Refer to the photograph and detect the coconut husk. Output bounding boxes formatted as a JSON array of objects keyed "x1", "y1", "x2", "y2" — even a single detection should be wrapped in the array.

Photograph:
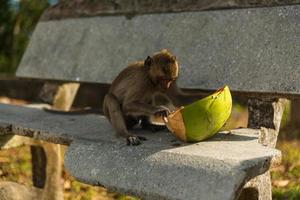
[
  {"x1": 164, "y1": 108, "x2": 186, "y2": 141},
  {"x1": 150, "y1": 107, "x2": 186, "y2": 141}
]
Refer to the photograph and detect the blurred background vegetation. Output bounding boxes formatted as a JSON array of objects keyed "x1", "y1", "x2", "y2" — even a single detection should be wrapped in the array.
[
  {"x1": 0, "y1": 0, "x2": 49, "y2": 74},
  {"x1": 0, "y1": 0, "x2": 299, "y2": 199}
]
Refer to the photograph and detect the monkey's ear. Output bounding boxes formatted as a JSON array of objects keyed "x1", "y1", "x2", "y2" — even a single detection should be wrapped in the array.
[
  {"x1": 173, "y1": 56, "x2": 177, "y2": 60},
  {"x1": 144, "y1": 56, "x2": 152, "y2": 67}
]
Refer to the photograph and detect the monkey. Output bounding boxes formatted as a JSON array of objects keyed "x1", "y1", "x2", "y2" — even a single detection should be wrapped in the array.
[{"x1": 103, "y1": 49, "x2": 206, "y2": 146}]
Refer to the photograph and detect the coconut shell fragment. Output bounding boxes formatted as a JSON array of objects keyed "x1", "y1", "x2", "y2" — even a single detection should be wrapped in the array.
[{"x1": 165, "y1": 86, "x2": 232, "y2": 142}]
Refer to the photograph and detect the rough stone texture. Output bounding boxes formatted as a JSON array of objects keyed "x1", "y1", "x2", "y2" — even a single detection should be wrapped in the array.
[
  {"x1": 0, "y1": 103, "x2": 281, "y2": 200},
  {"x1": 65, "y1": 129, "x2": 278, "y2": 200},
  {"x1": 242, "y1": 172, "x2": 272, "y2": 200},
  {"x1": 243, "y1": 98, "x2": 285, "y2": 200},
  {"x1": 52, "y1": 83, "x2": 80, "y2": 111},
  {"x1": 248, "y1": 98, "x2": 285, "y2": 148},
  {"x1": 0, "y1": 135, "x2": 31, "y2": 149},
  {"x1": 41, "y1": 142, "x2": 63, "y2": 200},
  {"x1": 17, "y1": 5, "x2": 300, "y2": 96},
  {"x1": 42, "y1": 0, "x2": 300, "y2": 20}
]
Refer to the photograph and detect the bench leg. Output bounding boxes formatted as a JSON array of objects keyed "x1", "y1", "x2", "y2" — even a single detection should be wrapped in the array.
[
  {"x1": 31, "y1": 143, "x2": 63, "y2": 200},
  {"x1": 239, "y1": 171, "x2": 271, "y2": 200},
  {"x1": 30, "y1": 82, "x2": 80, "y2": 200},
  {"x1": 52, "y1": 83, "x2": 80, "y2": 111},
  {"x1": 239, "y1": 98, "x2": 285, "y2": 200},
  {"x1": 43, "y1": 143, "x2": 63, "y2": 200},
  {"x1": 38, "y1": 82, "x2": 80, "y2": 111},
  {"x1": 31, "y1": 145, "x2": 47, "y2": 188}
]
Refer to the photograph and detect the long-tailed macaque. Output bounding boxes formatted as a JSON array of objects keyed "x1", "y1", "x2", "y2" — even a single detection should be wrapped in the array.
[{"x1": 103, "y1": 49, "x2": 205, "y2": 145}]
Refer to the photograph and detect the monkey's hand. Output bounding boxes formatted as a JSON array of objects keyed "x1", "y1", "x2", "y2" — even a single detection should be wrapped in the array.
[
  {"x1": 154, "y1": 106, "x2": 171, "y2": 118},
  {"x1": 126, "y1": 135, "x2": 147, "y2": 146}
]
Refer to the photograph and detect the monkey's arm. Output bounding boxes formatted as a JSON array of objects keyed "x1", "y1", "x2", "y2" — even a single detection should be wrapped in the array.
[
  {"x1": 168, "y1": 82, "x2": 207, "y2": 106},
  {"x1": 103, "y1": 93, "x2": 146, "y2": 145},
  {"x1": 123, "y1": 101, "x2": 168, "y2": 117}
]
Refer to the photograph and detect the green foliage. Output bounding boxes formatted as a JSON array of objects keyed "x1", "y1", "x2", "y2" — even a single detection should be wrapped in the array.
[
  {"x1": 273, "y1": 187, "x2": 300, "y2": 200},
  {"x1": 0, "y1": 0, "x2": 49, "y2": 74},
  {"x1": 281, "y1": 100, "x2": 291, "y2": 128},
  {"x1": 0, "y1": 0, "x2": 15, "y2": 73},
  {"x1": 272, "y1": 141, "x2": 300, "y2": 200},
  {"x1": 0, "y1": 146, "x2": 32, "y2": 185}
]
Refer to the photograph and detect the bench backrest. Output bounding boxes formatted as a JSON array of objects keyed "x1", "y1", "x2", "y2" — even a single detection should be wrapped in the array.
[{"x1": 17, "y1": 5, "x2": 300, "y2": 96}]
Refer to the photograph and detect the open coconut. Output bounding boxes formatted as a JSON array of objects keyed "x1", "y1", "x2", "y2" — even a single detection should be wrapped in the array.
[{"x1": 152, "y1": 86, "x2": 232, "y2": 142}]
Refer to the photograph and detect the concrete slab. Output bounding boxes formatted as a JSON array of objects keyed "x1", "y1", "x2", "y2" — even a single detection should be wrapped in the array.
[
  {"x1": 0, "y1": 103, "x2": 280, "y2": 200},
  {"x1": 65, "y1": 130, "x2": 280, "y2": 200},
  {"x1": 41, "y1": 0, "x2": 300, "y2": 20},
  {"x1": 17, "y1": 5, "x2": 300, "y2": 95}
]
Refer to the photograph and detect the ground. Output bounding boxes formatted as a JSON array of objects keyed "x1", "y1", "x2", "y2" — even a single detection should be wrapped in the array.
[{"x1": 272, "y1": 140, "x2": 300, "y2": 200}]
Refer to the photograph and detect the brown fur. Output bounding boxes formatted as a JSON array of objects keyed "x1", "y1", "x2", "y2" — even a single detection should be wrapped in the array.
[{"x1": 103, "y1": 49, "x2": 205, "y2": 145}]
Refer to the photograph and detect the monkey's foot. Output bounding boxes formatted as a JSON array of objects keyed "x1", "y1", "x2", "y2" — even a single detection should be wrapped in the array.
[{"x1": 126, "y1": 135, "x2": 147, "y2": 146}]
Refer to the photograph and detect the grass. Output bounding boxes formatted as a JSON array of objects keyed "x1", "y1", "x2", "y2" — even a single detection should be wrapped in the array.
[
  {"x1": 0, "y1": 146, "x2": 32, "y2": 185},
  {"x1": 272, "y1": 140, "x2": 300, "y2": 200},
  {"x1": 271, "y1": 101, "x2": 300, "y2": 200}
]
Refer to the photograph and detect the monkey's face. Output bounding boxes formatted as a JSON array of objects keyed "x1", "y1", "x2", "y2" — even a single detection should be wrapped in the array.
[
  {"x1": 151, "y1": 61, "x2": 178, "y2": 92},
  {"x1": 145, "y1": 50, "x2": 179, "y2": 92}
]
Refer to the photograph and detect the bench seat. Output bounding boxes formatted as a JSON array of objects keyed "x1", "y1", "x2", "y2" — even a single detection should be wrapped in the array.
[{"x1": 0, "y1": 103, "x2": 280, "y2": 200}]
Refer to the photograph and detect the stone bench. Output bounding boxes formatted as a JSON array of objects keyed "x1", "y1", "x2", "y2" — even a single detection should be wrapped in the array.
[
  {"x1": 0, "y1": 103, "x2": 281, "y2": 200},
  {"x1": 1, "y1": 2, "x2": 299, "y2": 200}
]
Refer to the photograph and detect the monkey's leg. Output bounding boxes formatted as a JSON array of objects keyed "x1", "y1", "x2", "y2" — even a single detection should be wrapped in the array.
[{"x1": 103, "y1": 93, "x2": 146, "y2": 145}]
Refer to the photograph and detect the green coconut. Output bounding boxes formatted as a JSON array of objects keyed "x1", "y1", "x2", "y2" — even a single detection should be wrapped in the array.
[{"x1": 165, "y1": 86, "x2": 232, "y2": 142}]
